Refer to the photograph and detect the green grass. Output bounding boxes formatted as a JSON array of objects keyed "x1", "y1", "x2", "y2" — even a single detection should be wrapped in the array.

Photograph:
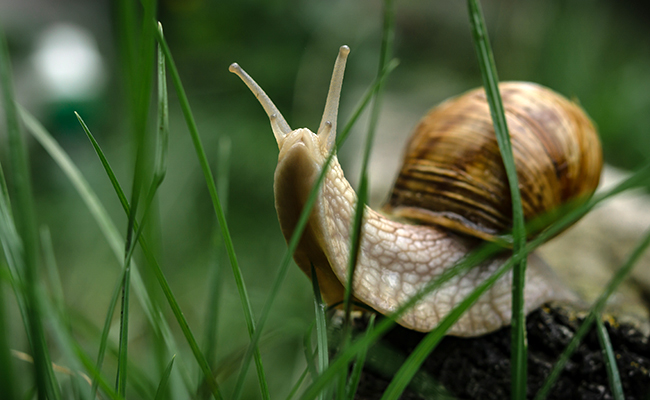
[
  {"x1": 339, "y1": 1, "x2": 395, "y2": 398},
  {"x1": 0, "y1": 23, "x2": 60, "y2": 400},
  {"x1": 595, "y1": 319, "x2": 625, "y2": 400},
  {"x1": 310, "y1": 265, "x2": 331, "y2": 400},
  {"x1": 155, "y1": 23, "x2": 264, "y2": 400},
  {"x1": 0, "y1": 1, "x2": 649, "y2": 399},
  {"x1": 466, "y1": 0, "x2": 528, "y2": 397}
]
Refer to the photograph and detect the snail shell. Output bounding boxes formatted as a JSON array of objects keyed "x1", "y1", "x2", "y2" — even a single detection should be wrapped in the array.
[
  {"x1": 385, "y1": 82, "x2": 602, "y2": 241},
  {"x1": 230, "y1": 46, "x2": 602, "y2": 336}
]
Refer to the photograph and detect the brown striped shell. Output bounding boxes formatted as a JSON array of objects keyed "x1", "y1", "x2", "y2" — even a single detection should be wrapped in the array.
[{"x1": 383, "y1": 82, "x2": 603, "y2": 242}]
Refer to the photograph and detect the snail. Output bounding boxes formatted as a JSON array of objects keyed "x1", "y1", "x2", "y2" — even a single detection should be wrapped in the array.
[{"x1": 229, "y1": 45, "x2": 603, "y2": 336}]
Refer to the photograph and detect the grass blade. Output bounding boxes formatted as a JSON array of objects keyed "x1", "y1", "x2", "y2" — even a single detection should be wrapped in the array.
[
  {"x1": 75, "y1": 112, "x2": 129, "y2": 208},
  {"x1": 155, "y1": 22, "x2": 170, "y2": 185},
  {"x1": 466, "y1": 1, "x2": 528, "y2": 398},
  {"x1": 199, "y1": 136, "x2": 231, "y2": 398},
  {"x1": 92, "y1": 268, "x2": 126, "y2": 397},
  {"x1": 0, "y1": 226, "x2": 15, "y2": 400},
  {"x1": 467, "y1": 0, "x2": 529, "y2": 395},
  {"x1": 231, "y1": 56, "x2": 399, "y2": 400},
  {"x1": 42, "y1": 293, "x2": 125, "y2": 400},
  {"x1": 115, "y1": 1, "x2": 159, "y2": 393},
  {"x1": 0, "y1": 278, "x2": 15, "y2": 400},
  {"x1": 340, "y1": 1, "x2": 394, "y2": 395},
  {"x1": 337, "y1": 174, "x2": 367, "y2": 400},
  {"x1": 40, "y1": 227, "x2": 97, "y2": 399},
  {"x1": 311, "y1": 264, "x2": 331, "y2": 400},
  {"x1": 595, "y1": 318, "x2": 624, "y2": 400},
  {"x1": 534, "y1": 226, "x2": 650, "y2": 400},
  {"x1": 40, "y1": 228, "x2": 65, "y2": 316},
  {"x1": 302, "y1": 322, "x2": 318, "y2": 382},
  {"x1": 153, "y1": 23, "x2": 268, "y2": 400},
  {"x1": 40, "y1": 291, "x2": 92, "y2": 400},
  {"x1": 285, "y1": 366, "x2": 310, "y2": 400},
  {"x1": 0, "y1": 25, "x2": 60, "y2": 400},
  {"x1": 345, "y1": 314, "x2": 375, "y2": 400},
  {"x1": 0, "y1": 172, "x2": 31, "y2": 340},
  {"x1": 154, "y1": 355, "x2": 176, "y2": 400},
  {"x1": 344, "y1": 0, "x2": 395, "y2": 323},
  {"x1": 115, "y1": 257, "x2": 132, "y2": 396}
]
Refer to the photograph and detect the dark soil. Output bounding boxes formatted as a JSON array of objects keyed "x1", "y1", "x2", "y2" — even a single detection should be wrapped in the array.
[{"x1": 340, "y1": 305, "x2": 650, "y2": 400}]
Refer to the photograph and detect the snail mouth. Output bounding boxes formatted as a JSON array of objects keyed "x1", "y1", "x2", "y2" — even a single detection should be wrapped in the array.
[{"x1": 278, "y1": 128, "x2": 324, "y2": 164}]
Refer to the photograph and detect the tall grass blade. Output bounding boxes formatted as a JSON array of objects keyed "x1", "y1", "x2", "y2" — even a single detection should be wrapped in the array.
[
  {"x1": 75, "y1": 112, "x2": 129, "y2": 210},
  {"x1": 155, "y1": 22, "x2": 170, "y2": 185},
  {"x1": 534, "y1": 226, "x2": 650, "y2": 400},
  {"x1": 40, "y1": 228, "x2": 65, "y2": 315},
  {"x1": 0, "y1": 172, "x2": 31, "y2": 340},
  {"x1": 231, "y1": 56, "x2": 399, "y2": 400},
  {"x1": 302, "y1": 322, "x2": 318, "y2": 382},
  {"x1": 47, "y1": 310, "x2": 125, "y2": 400},
  {"x1": 300, "y1": 163, "x2": 650, "y2": 400},
  {"x1": 92, "y1": 268, "x2": 126, "y2": 397},
  {"x1": 155, "y1": 355, "x2": 176, "y2": 400},
  {"x1": 199, "y1": 137, "x2": 230, "y2": 398},
  {"x1": 75, "y1": 112, "x2": 221, "y2": 399},
  {"x1": 40, "y1": 227, "x2": 96, "y2": 398},
  {"x1": 0, "y1": 280, "x2": 14, "y2": 400},
  {"x1": 0, "y1": 26, "x2": 60, "y2": 400},
  {"x1": 343, "y1": 0, "x2": 395, "y2": 323},
  {"x1": 39, "y1": 290, "x2": 92, "y2": 400},
  {"x1": 345, "y1": 314, "x2": 375, "y2": 400},
  {"x1": 363, "y1": 334, "x2": 453, "y2": 400},
  {"x1": 311, "y1": 264, "x2": 331, "y2": 400},
  {"x1": 67, "y1": 306, "x2": 160, "y2": 399},
  {"x1": 337, "y1": 174, "x2": 367, "y2": 400},
  {"x1": 153, "y1": 23, "x2": 268, "y2": 400},
  {"x1": 285, "y1": 366, "x2": 309, "y2": 400},
  {"x1": 466, "y1": 1, "x2": 528, "y2": 397},
  {"x1": 0, "y1": 252, "x2": 15, "y2": 400},
  {"x1": 340, "y1": 1, "x2": 395, "y2": 395},
  {"x1": 115, "y1": 259, "x2": 132, "y2": 397},
  {"x1": 114, "y1": 0, "x2": 157, "y2": 393},
  {"x1": 115, "y1": 20, "x2": 170, "y2": 394},
  {"x1": 595, "y1": 318, "x2": 624, "y2": 400}
]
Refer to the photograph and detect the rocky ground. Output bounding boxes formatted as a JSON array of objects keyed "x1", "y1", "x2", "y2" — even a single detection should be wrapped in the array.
[{"x1": 337, "y1": 305, "x2": 650, "y2": 400}]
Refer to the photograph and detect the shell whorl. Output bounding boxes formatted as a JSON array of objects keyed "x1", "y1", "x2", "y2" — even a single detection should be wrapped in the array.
[{"x1": 384, "y1": 82, "x2": 603, "y2": 241}]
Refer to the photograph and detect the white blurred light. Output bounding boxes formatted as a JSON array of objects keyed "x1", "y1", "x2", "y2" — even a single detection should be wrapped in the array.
[{"x1": 32, "y1": 23, "x2": 106, "y2": 100}]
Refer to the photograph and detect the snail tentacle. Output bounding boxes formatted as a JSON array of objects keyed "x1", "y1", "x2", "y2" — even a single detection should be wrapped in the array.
[
  {"x1": 317, "y1": 45, "x2": 350, "y2": 153},
  {"x1": 229, "y1": 63, "x2": 292, "y2": 146}
]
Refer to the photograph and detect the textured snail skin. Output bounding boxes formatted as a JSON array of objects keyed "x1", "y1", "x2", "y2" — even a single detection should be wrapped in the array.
[{"x1": 273, "y1": 127, "x2": 568, "y2": 336}]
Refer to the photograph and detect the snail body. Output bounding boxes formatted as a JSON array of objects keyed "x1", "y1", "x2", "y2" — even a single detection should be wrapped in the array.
[{"x1": 230, "y1": 46, "x2": 602, "y2": 336}]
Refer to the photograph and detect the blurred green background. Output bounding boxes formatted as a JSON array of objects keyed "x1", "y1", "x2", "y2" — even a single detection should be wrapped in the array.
[{"x1": 1, "y1": 0, "x2": 650, "y2": 398}]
